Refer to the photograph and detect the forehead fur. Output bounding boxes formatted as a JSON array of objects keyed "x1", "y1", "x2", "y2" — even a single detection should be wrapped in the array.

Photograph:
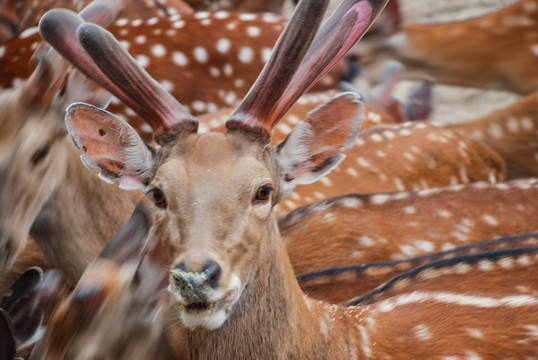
[{"x1": 158, "y1": 132, "x2": 273, "y2": 184}]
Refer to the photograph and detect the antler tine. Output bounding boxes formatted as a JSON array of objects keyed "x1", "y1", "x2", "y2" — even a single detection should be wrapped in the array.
[
  {"x1": 269, "y1": 0, "x2": 387, "y2": 125},
  {"x1": 225, "y1": 0, "x2": 329, "y2": 142},
  {"x1": 40, "y1": 7, "x2": 197, "y2": 145},
  {"x1": 227, "y1": 0, "x2": 387, "y2": 142},
  {"x1": 77, "y1": 22, "x2": 198, "y2": 144}
]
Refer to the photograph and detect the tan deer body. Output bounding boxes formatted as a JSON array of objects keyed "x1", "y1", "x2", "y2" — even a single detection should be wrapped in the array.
[
  {"x1": 356, "y1": 0, "x2": 538, "y2": 94},
  {"x1": 41, "y1": 0, "x2": 538, "y2": 358}
]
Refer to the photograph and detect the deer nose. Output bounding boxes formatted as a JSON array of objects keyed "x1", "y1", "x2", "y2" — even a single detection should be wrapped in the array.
[{"x1": 171, "y1": 260, "x2": 222, "y2": 297}]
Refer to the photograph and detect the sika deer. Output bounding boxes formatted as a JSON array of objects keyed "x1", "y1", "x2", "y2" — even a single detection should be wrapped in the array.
[
  {"x1": 298, "y1": 231, "x2": 538, "y2": 303},
  {"x1": 0, "y1": 2, "x2": 142, "y2": 283},
  {"x1": 448, "y1": 90, "x2": 538, "y2": 179},
  {"x1": 43, "y1": 0, "x2": 538, "y2": 358},
  {"x1": 31, "y1": 203, "x2": 180, "y2": 360},
  {"x1": 281, "y1": 179, "x2": 538, "y2": 276},
  {"x1": 0, "y1": 0, "x2": 192, "y2": 43},
  {"x1": 355, "y1": 0, "x2": 538, "y2": 94}
]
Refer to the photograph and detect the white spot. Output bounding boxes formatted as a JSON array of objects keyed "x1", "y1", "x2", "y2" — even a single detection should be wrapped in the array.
[
  {"x1": 478, "y1": 260, "x2": 494, "y2": 271},
  {"x1": 437, "y1": 210, "x2": 452, "y2": 218},
  {"x1": 151, "y1": 44, "x2": 166, "y2": 57},
  {"x1": 488, "y1": 124, "x2": 504, "y2": 138},
  {"x1": 215, "y1": 11, "x2": 229, "y2": 19},
  {"x1": 413, "y1": 324, "x2": 432, "y2": 340},
  {"x1": 383, "y1": 131, "x2": 395, "y2": 139},
  {"x1": 404, "y1": 206, "x2": 417, "y2": 214},
  {"x1": 454, "y1": 263, "x2": 471, "y2": 274},
  {"x1": 20, "y1": 27, "x2": 39, "y2": 38},
  {"x1": 358, "y1": 236, "x2": 375, "y2": 247},
  {"x1": 173, "y1": 20, "x2": 185, "y2": 28},
  {"x1": 135, "y1": 35, "x2": 147, "y2": 44},
  {"x1": 225, "y1": 91, "x2": 236, "y2": 105},
  {"x1": 194, "y1": 47, "x2": 209, "y2": 63},
  {"x1": 194, "y1": 11, "x2": 210, "y2": 19},
  {"x1": 399, "y1": 245, "x2": 418, "y2": 257},
  {"x1": 234, "y1": 78, "x2": 244, "y2": 88},
  {"x1": 261, "y1": 47, "x2": 272, "y2": 63},
  {"x1": 262, "y1": 13, "x2": 280, "y2": 23},
  {"x1": 161, "y1": 80, "x2": 174, "y2": 92},
  {"x1": 357, "y1": 157, "x2": 371, "y2": 167},
  {"x1": 346, "y1": 167, "x2": 359, "y2": 178},
  {"x1": 465, "y1": 328, "x2": 484, "y2": 338},
  {"x1": 209, "y1": 67, "x2": 220, "y2": 77},
  {"x1": 201, "y1": 19, "x2": 212, "y2": 26},
  {"x1": 216, "y1": 38, "x2": 231, "y2": 53},
  {"x1": 223, "y1": 64, "x2": 233, "y2": 76},
  {"x1": 341, "y1": 197, "x2": 362, "y2": 208},
  {"x1": 482, "y1": 214, "x2": 499, "y2": 226},
  {"x1": 239, "y1": 13, "x2": 257, "y2": 21},
  {"x1": 140, "y1": 123, "x2": 153, "y2": 133},
  {"x1": 371, "y1": 134, "x2": 383, "y2": 142},
  {"x1": 414, "y1": 240, "x2": 434, "y2": 252},
  {"x1": 507, "y1": 117, "x2": 519, "y2": 133},
  {"x1": 451, "y1": 231, "x2": 468, "y2": 242},
  {"x1": 131, "y1": 19, "x2": 142, "y2": 26},
  {"x1": 119, "y1": 40, "x2": 130, "y2": 50},
  {"x1": 116, "y1": 18, "x2": 129, "y2": 26},
  {"x1": 0, "y1": 46, "x2": 5, "y2": 58},
  {"x1": 498, "y1": 257, "x2": 514, "y2": 269},
  {"x1": 394, "y1": 178, "x2": 405, "y2": 190},
  {"x1": 135, "y1": 54, "x2": 149, "y2": 67},
  {"x1": 166, "y1": 29, "x2": 176, "y2": 37},
  {"x1": 192, "y1": 101, "x2": 206, "y2": 112},
  {"x1": 247, "y1": 26, "x2": 261, "y2": 37},
  {"x1": 146, "y1": 17, "x2": 158, "y2": 25},
  {"x1": 172, "y1": 51, "x2": 188, "y2": 66},
  {"x1": 371, "y1": 194, "x2": 390, "y2": 204},
  {"x1": 521, "y1": 117, "x2": 534, "y2": 130},
  {"x1": 238, "y1": 47, "x2": 254, "y2": 63},
  {"x1": 464, "y1": 351, "x2": 483, "y2": 360}
]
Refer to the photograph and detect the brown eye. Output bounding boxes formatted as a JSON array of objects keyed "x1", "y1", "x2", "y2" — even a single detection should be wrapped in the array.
[
  {"x1": 30, "y1": 144, "x2": 50, "y2": 166},
  {"x1": 253, "y1": 185, "x2": 273, "y2": 204},
  {"x1": 148, "y1": 188, "x2": 167, "y2": 209}
]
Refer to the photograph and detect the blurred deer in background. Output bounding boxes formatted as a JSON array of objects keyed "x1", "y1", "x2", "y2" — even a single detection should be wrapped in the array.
[
  {"x1": 298, "y1": 231, "x2": 538, "y2": 303},
  {"x1": 29, "y1": 203, "x2": 182, "y2": 360},
  {"x1": 43, "y1": 0, "x2": 538, "y2": 357},
  {"x1": 448, "y1": 90, "x2": 538, "y2": 179},
  {"x1": 0, "y1": 0, "x2": 193, "y2": 43},
  {"x1": 354, "y1": 0, "x2": 538, "y2": 94}
]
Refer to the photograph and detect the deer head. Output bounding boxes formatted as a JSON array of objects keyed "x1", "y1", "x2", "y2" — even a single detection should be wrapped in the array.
[
  {"x1": 34, "y1": 202, "x2": 173, "y2": 360},
  {"x1": 42, "y1": 0, "x2": 387, "y2": 331},
  {"x1": 0, "y1": 1, "x2": 116, "y2": 269}
]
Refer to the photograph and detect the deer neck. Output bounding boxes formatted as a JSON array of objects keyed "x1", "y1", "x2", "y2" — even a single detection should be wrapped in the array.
[
  {"x1": 184, "y1": 218, "x2": 356, "y2": 359},
  {"x1": 30, "y1": 136, "x2": 142, "y2": 284}
]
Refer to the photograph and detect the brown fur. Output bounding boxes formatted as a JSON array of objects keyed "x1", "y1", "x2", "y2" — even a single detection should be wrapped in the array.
[
  {"x1": 281, "y1": 179, "x2": 538, "y2": 278},
  {"x1": 450, "y1": 91, "x2": 538, "y2": 179},
  {"x1": 298, "y1": 232, "x2": 538, "y2": 303},
  {"x1": 357, "y1": 0, "x2": 538, "y2": 94}
]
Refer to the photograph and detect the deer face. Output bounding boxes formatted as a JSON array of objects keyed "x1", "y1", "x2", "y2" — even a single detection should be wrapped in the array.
[{"x1": 156, "y1": 132, "x2": 278, "y2": 329}]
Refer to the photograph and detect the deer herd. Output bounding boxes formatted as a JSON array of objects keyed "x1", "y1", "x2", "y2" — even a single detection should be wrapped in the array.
[{"x1": 0, "y1": 0, "x2": 537, "y2": 358}]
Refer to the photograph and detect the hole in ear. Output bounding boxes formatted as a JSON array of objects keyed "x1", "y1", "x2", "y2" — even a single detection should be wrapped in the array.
[{"x1": 98, "y1": 129, "x2": 106, "y2": 137}]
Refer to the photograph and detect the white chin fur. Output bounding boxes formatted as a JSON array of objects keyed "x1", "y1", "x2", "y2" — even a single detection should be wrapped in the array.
[
  {"x1": 175, "y1": 275, "x2": 243, "y2": 330},
  {"x1": 180, "y1": 309, "x2": 229, "y2": 330}
]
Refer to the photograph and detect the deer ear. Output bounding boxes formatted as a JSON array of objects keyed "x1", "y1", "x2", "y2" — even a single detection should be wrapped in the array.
[
  {"x1": 100, "y1": 202, "x2": 153, "y2": 264},
  {"x1": 276, "y1": 92, "x2": 363, "y2": 197},
  {"x1": 65, "y1": 103, "x2": 156, "y2": 191}
]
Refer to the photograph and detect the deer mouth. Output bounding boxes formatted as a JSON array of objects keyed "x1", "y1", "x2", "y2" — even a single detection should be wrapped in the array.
[{"x1": 178, "y1": 287, "x2": 238, "y2": 315}]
